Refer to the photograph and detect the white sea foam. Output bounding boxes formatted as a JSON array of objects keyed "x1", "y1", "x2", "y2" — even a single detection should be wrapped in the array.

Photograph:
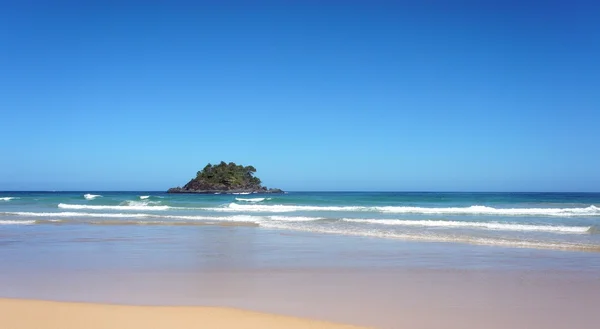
[
  {"x1": 268, "y1": 216, "x2": 324, "y2": 222},
  {"x1": 214, "y1": 203, "x2": 365, "y2": 212},
  {"x1": 210, "y1": 203, "x2": 600, "y2": 216},
  {"x1": 1, "y1": 211, "x2": 326, "y2": 224},
  {"x1": 0, "y1": 212, "x2": 264, "y2": 224},
  {"x1": 235, "y1": 197, "x2": 271, "y2": 202},
  {"x1": 1, "y1": 211, "x2": 264, "y2": 223},
  {"x1": 58, "y1": 203, "x2": 170, "y2": 211},
  {"x1": 377, "y1": 205, "x2": 600, "y2": 216},
  {"x1": 8, "y1": 209, "x2": 587, "y2": 233},
  {"x1": 139, "y1": 195, "x2": 150, "y2": 200},
  {"x1": 0, "y1": 220, "x2": 36, "y2": 225},
  {"x1": 259, "y1": 222, "x2": 600, "y2": 251},
  {"x1": 0, "y1": 197, "x2": 17, "y2": 201},
  {"x1": 122, "y1": 200, "x2": 161, "y2": 206},
  {"x1": 341, "y1": 218, "x2": 590, "y2": 233},
  {"x1": 161, "y1": 214, "x2": 261, "y2": 222},
  {"x1": 232, "y1": 192, "x2": 251, "y2": 195},
  {"x1": 84, "y1": 194, "x2": 101, "y2": 200},
  {"x1": 4, "y1": 212, "x2": 151, "y2": 218}
]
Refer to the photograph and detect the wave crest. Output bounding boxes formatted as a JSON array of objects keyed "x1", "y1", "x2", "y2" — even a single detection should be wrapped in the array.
[
  {"x1": 2, "y1": 211, "x2": 321, "y2": 223},
  {"x1": 121, "y1": 200, "x2": 161, "y2": 206},
  {"x1": 58, "y1": 203, "x2": 170, "y2": 211},
  {"x1": 212, "y1": 203, "x2": 600, "y2": 216},
  {"x1": 4, "y1": 212, "x2": 151, "y2": 218},
  {"x1": 84, "y1": 194, "x2": 101, "y2": 200},
  {"x1": 216, "y1": 203, "x2": 365, "y2": 212},
  {"x1": 2, "y1": 211, "x2": 266, "y2": 225},
  {"x1": 378, "y1": 205, "x2": 600, "y2": 216},
  {"x1": 0, "y1": 197, "x2": 17, "y2": 201},
  {"x1": 268, "y1": 216, "x2": 323, "y2": 222},
  {"x1": 0, "y1": 219, "x2": 35, "y2": 225},
  {"x1": 235, "y1": 197, "x2": 271, "y2": 203}
]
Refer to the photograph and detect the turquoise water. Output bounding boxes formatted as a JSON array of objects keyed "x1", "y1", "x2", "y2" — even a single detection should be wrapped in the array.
[{"x1": 1, "y1": 191, "x2": 600, "y2": 252}]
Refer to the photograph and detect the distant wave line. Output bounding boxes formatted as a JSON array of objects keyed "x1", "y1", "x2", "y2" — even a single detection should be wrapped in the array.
[
  {"x1": 58, "y1": 203, "x2": 170, "y2": 211},
  {"x1": 213, "y1": 203, "x2": 600, "y2": 216},
  {"x1": 235, "y1": 197, "x2": 271, "y2": 202}
]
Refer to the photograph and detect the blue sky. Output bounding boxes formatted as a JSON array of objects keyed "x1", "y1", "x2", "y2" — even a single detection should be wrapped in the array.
[{"x1": 1, "y1": 1, "x2": 599, "y2": 191}]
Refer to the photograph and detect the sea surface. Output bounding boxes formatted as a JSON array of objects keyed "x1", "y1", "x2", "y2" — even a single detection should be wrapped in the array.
[
  {"x1": 1, "y1": 191, "x2": 600, "y2": 252},
  {"x1": 2, "y1": 191, "x2": 600, "y2": 328}
]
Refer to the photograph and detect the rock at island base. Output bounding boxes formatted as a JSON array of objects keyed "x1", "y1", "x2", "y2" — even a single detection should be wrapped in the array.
[{"x1": 167, "y1": 187, "x2": 284, "y2": 194}]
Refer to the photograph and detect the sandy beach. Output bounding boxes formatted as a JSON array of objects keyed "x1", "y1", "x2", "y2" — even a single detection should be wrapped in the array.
[
  {"x1": 2, "y1": 268, "x2": 599, "y2": 329},
  {"x1": 0, "y1": 298, "x2": 366, "y2": 329}
]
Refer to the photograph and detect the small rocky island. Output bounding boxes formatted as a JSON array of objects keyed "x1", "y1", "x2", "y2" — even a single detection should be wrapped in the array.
[{"x1": 167, "y1": 162, "x2": 284, "y2": 194}]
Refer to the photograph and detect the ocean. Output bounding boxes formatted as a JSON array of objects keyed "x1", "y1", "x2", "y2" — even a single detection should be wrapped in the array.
[
  {"x1": 2, "y1": 191, "x2": 600, "y2": 328},
  {"x1": 1, "y1": 191, "x2": 599, "y2": 253}
]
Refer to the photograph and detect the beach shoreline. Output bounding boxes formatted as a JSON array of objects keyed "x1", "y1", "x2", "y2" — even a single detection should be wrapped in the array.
[{"x1": 1, "y1": 267, "x2": 599, "y2": 329}]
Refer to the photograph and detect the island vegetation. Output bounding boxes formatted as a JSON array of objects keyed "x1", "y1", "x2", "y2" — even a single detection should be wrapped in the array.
[{"x1": 167, "y1": 161, "x2": 283, "y2": 194}]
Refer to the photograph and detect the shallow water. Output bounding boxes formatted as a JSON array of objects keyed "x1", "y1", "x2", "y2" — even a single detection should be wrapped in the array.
[
  {"x1": 1, "y1": 229, "x2": 599, "y2": 329},
  {"x1": 2, "y1": 191, "x2": 600, "y2": 252}
]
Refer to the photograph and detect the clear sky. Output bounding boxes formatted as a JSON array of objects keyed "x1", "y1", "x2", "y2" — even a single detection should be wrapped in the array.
[{"x1": 1, "y1": 1, "x2": 599, "y2": 192}]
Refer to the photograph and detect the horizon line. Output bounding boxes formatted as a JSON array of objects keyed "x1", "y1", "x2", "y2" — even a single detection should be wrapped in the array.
[{"x1": 1, "y1": 190, "x2": 600, "y2": 194}]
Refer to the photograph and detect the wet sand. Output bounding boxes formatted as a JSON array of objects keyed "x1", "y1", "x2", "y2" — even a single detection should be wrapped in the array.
[
  {"x1": 1, "y1": 269, "x2": 599, "y2": 329},
  {"x1": 0, "y1": 298, "x2": 366, "y2": 329}
]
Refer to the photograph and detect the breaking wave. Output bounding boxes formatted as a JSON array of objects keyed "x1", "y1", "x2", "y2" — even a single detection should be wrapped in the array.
[
  {"x1": 4, "y1": 212, "x2": 152, "y2": 218},
  {"x1": 139, "y1": 195, "x2": 150, "y2": 200},
  {"x1": 268, "y1": 216, "x2": 324, "y2": 222},
  {"x1": 84, "y1": 194, "x2": 101, "y2": 200},
  {"x1": 122, "y1": 200, "x2": 162, "y2": 206},
  {"x1": 214, "y1": 203, "x2": 600, "y2": 216},
  {"x1": 235, "y1": 197, "x2": 271, "y2": 203},
  {"x1": 79, "y1": 220, "x2": 258, "y2": 227},
  {"x1": 3, "y1": 208, "x2": 599, "y2": 251},
  {"x1": 58, "y1": 203, "x2": 170, "y2": 211},
  {"x1": 0, "y1": 219, "x2": 36, "y2": 225},
  {"x1": 215, "y1": 203, "x2": 364, "y2": 212},
  {"x1": 1, "y1": 211, "x2": 327, "y2": 226},
  {"x1": 1, "y1": 211, "x2": 323, "y2": 223},
  {"x1": 6, "y1": 209, "x2": 592, "y2": 234},
  {"x1": 0, "y1": 197, "x2": 18, "y2": 201},
  {"x1": 377, "y1": 205, "x2": 600, "y2": 216}
]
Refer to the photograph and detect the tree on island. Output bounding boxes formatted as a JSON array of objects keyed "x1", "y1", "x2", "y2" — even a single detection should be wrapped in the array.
[{"x1": 168, "y1": 161, "x2": 283, "y2": 193}]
